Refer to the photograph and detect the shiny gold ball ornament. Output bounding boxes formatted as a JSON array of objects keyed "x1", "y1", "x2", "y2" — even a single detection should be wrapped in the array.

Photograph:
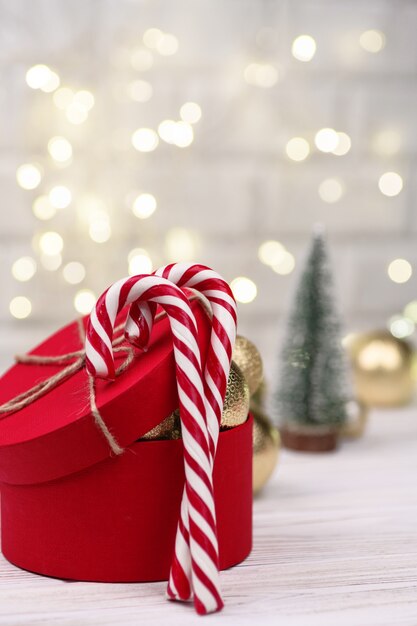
[
  {"x1": 346, "y1": 330, "x2": 416, "y2": 408},
  {"x1": 232, "y1": 335, "x2": 263, "y2": 395},
  {"x1": 252, "y1": 409, "x2": 280, "y2": 494},
  {"x1": 221, "y1": 361, "x2": 250, "y2": 428}
]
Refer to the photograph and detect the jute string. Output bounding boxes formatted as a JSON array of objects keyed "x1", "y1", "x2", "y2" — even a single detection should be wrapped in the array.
[{"x1": 0, "y1": 295, "x2": 207, "y2": 456}]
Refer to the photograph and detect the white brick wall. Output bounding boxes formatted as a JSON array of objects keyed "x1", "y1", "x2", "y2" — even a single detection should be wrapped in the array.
[{"x1": 0, "y1": 0, "x2": 416, "y2": 390}]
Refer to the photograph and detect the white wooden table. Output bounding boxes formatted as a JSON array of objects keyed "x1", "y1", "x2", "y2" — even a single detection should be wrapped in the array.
[{"x1": 1, "y1": 409, "x2": 417, "y2": 626}]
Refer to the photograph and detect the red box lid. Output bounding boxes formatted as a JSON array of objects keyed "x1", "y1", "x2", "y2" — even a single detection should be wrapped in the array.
[{"x1": 0, "y1": 299, "x2": 211, "y2": 486}]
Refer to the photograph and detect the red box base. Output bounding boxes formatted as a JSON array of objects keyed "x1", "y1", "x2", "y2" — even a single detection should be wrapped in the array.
[{"x1": 1, "y1": 416, "x2": 252, "y2": 582}]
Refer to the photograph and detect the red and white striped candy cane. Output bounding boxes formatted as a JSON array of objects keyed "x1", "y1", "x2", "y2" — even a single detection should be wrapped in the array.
[
  {"x1": 126, "y1": 264, "x2": 237, "y2": 608},
  {"x1": 85, "y1": 275, "x2": 223, "y2": 615}
]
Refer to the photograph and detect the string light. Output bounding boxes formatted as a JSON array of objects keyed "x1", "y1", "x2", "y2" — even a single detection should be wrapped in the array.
[
  {"x1": 16, "y1": 164, "x2": 42, "y2": 190},
  {"x1": 32, "y1": 195, "x2": 56, "y2": 220},
  {"x1": 180, "y1": 102, "x2": 202, "y2": 124},
  {"x1": 128, "y1": 248, "x2": 153, "y2": 275},
  {"x1": 285, "y1": 137, "x2": 310, "y2": 161},
  {"x1": 11, "y1": 257, "x2": 37, "y2": 282},
  {"x1": 378, "y1": 171, "x2": 403, "y2": 197},
  {"x1": 244, "y1": 63, "x2": 278, "y2": 87},
  {"x1": 165, "y1": 228, "x2": 197, "y2": 261},
  {"x1": 48, "y1": 136, "x2": 73, "y2": 163},
  {"x1": 74, "y1": 289, "x2": 96, "y2": 314},
  {"x1": 387, "y1": 258, "x2": 412, "y2": 284},
  {"x1": 132, "y1": 193, "x2": 157, "y2": 219},
  {"x1": 389, "y1": 315, "x2": 414, "y2": 339},
  {"x1": 130, "y1": 48, "x2": 154, "y2": 70},
  {"x1": 291, "y1": 35, "x2": 316, "y2": 62},
  {"x1": 258, "y1": 240, "x2": 286, "y2": 266},
  {"x1": 230, "y1": 277, "x2": 257, "y2": 303},
  {"x1": 131, "y1": 128, "x2": 159, "y2": 152},
  {"x1": 9, "y1": 296, "x2": 32, "y2": 319},
  {"x1": 49, "y1": 185, "x2": 72, "y2": 209},
  {"x1": 314, "y1": 128, "x2": 339, "y2": 153},
  {"x1": 63, "y1": 261, "x2": 86, "y2": 285},
  {"x1": 332, "y1": 132, "x2": 351, "y2": 156},
  {"x1": 359, "y1": 30, "x2": 385, "y2": 53},
  {"x1": 39, "y1": 231, "x2": 64, "y2": 256},
  {"x1": 40, "y1": 253, "x2": 62, "y2": 271},
  {"x1": 272, "y1": 251, "x2": 295, "y2": 275},
  {"x1": 318, "y1": 178, "x2": 344, "y2": 203},
  {"x1": 128, "y1": 80, "x2": 153, "y2": 102}
]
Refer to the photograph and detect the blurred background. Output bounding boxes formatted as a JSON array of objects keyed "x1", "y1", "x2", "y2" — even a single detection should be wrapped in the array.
[{"x1": 1, "y1": 0, "x2": 416, "y2": 382}]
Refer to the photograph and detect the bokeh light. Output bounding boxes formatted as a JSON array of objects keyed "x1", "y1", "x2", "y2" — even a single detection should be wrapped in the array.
[
  {"x1": 16, "y1": 164, "x2": 42, "y2": 190},
  {"x1": 403, "y1": 301, "x2": 417, "y2": 323},
  {"x1": 318, "y1": 178, "x2": 344, "y2": 203},
  {"x1": 49, "y1": 185, "x2": 72, "y2": 209},
  {"x1": 389, "y1": 315, "x2": 414, "y2": 339},
  {"x1": 332, "y1": 132, "x2": 351, "y2": 156},
  {"x1": 180, "y1": 102, "x2": 202, "y2": 124},
  {"x1": 291, "y1": 35, "x2": 316, "y2": 62},
  {"x1": 89, "y1": 218, "x2": 112, "y2": 243},
  {"x1": 378, "y1": 171, "x2": 403, "y2": 197},
  {"x1": 40, "y1": 253, "x2": 62, "y2": 271},
  {"x1": 359, "y1": 30, "x2": 386, "y2": 53},
  {"x1": 32, "y1": 195, "x2": 56, "y2": 220},
  {"x1": 48, "y1": 136, "x2": 73, "y2": 163},
  {"x1": 74, "y1": 289, "x2": 96, "y2": 314},
  {"x1": 128, "y1": 80, "x2": 153, "y2": 102},
  {"x1": 387, "y1": 258, "x2": 412, "y2": 284},
  {"x1": 244, "y1": 63, "x2": 279, "y2": 88},
  {"x1": 165, "y1": 228, "x2": 197, "y2": 261},
  {"x1": 314, "y1": 128, "x2": 339, "y2": 153},
  {"x1": 272, "y1": 251, "x2": 296, "y2": 275},
  {"x1": 230, "y1": 277, "x2": 257, "y2": 303},
  {"x1": 132, "y1": 193, "x2": 157, "y2": 219},
  {"x1": 39, "y1": 231, "x2": 64, "y2": 256},
  {"x1": 285, "y1": 137, "x2": 310, "y2": 162},
  {"x1": 258, "y1": 240, "x2": 286, "y2": 266},
  {"x1": 63, "y1": 261, "x2": 86, "y2": 285},
  {"x1": 128, "y1": 248, "x2": 153, "y2": 275},
  {"x1": 11, "y1": 257, "x2": 37, "y2": 282},
  {"x1": 131, "y1": 128, "x2": 159, "y2": 152},
  {"x1": 9, "y1": 296, "x2": 32, "y2": 319}
]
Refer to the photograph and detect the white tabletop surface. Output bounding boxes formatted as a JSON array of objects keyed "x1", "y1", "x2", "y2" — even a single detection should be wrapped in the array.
[{"x1": 1, "y1": 408, "x2": 416, "y2": 626}]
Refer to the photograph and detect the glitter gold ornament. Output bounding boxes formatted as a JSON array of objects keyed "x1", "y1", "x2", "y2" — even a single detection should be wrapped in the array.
[
  {"x1": 140, "y1": 409, "x2": 181, "y2": 440},
  {"x1": 221, "y1": 361, "x2": 250, "y2": 428},
  {"x1": 346, "y1": 331, "x2": 416, "y2": 407},
  {"x1": 232, "y1": 335, "x2": 263, "y2": 395},
  {"x1": 252, "y1": 409, "x2": 280, "y2": 494}
]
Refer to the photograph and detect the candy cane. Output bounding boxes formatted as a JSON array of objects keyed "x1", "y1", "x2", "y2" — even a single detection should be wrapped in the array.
[
  {"x1": 126, "y1": 264, "x2": 237, "y2": 607},
  {"x1": 85, "y1": 275, "x2": 223, "y2": 615}
]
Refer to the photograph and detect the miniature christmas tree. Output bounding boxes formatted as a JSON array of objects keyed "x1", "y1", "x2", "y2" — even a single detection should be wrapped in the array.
[{"x1": 275, "y1": 229, "x2": 349, "y2": 451}]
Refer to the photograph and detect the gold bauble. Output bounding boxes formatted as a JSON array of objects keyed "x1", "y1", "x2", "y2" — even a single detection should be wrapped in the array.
[
  {"x1": 252, "y1": 409, "x2": 280, "y2": 494},
  {"x1": 221, "y1": 361, "x2": 250, "y2": 428},
  {"x1": 340, "y1": 400, "x2": 369, "y2": 439},
  {"x1": 140, "y1": 409, "x2": 181, "y2": 440},
  {"x1": 346, "y1": 331, "x2": 416, "y2": 408},
  {"x1": 141, "y1": 361, "x2": 249, "y2": 439},
  {"x1": 232, "y1": 335, "x2": 263, "y2": 395}
]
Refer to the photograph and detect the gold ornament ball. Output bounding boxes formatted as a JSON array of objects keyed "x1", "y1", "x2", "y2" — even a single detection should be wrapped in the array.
[
  {"x1": 232, "y1": 335, "x2": 263, "y2": 395},
  {"x1": 221, "y1": 361, "x2": 250, "y2": 428},
  {"x1": 140, "y1": 410, "x2": 181, "y2": 441},
  {"x1": 346, "y1": 331, "x2": 416, "y2": 408},
  {"x1": 252, "y1": 410, "x2": 280, "y2": 494}
]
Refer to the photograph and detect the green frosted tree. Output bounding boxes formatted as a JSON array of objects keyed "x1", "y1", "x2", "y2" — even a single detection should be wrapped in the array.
[{"x1": 275, "y1": 230, "x2": 349, "y2": 430}]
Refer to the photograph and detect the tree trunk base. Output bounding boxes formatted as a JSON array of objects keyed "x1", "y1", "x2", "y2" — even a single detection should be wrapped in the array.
[{"x1": 280, "y1": 426, "x2": 338, "y2": 452}]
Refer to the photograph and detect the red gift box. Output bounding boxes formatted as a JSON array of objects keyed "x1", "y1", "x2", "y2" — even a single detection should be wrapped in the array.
[{"x1": 0, "y1": 299, "x2": 252, "y2": 582}]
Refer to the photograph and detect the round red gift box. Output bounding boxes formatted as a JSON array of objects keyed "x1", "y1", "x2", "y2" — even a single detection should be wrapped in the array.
[{"x1": 0, "y1": 301, "x2": 252, "y2": 582}]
